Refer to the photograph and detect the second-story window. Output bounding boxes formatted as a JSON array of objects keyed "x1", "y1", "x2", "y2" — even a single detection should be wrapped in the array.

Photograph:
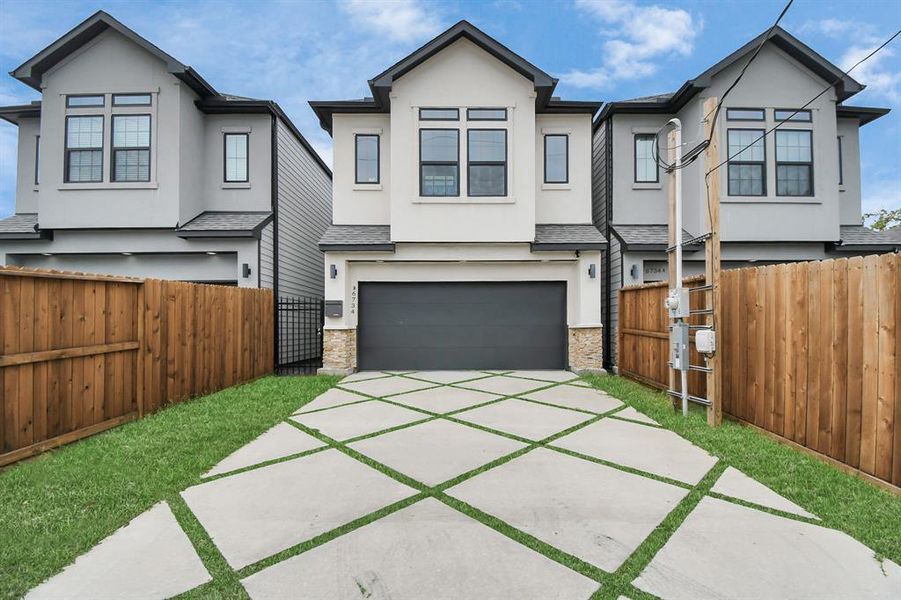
[
  {"x1": 776, "y1": 130, "x2": 813, "y2": 196},
  {"x1": 65, "y1": 115, "x2": 103, "y2": 183},
  {"x1": 112, "y1": 115, "x2": 151, "y2": 182},
  {"x1": 224, "y1": 133, "x2": 249, "y2": 183},
  {"x1": 468, "y1": 129, "x2": 506, "y2": 196},
  {"x1": 420, "y1": 129, "x2": 459, "y2": 196},
  {"x1": 727, "y1": 129, "x2": 765, "y2": 196},
  {"x1": 355, "y1": 134, "x2": 379, "y2": 184},
  {"x1": 544, "y1": 134, "x2": 568, "y2": 184},
  {"x1": 634, "y1": 134, "x2": 658, "y2": 183}
]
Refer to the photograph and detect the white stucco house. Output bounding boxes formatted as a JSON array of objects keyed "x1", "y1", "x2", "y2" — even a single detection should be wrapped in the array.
[
  {"x1": 311, "y1": 21, "x2": 604, "y2": 374},
  {"x1": 0, "y1": 11, "x2": 331, "y2": 296}
]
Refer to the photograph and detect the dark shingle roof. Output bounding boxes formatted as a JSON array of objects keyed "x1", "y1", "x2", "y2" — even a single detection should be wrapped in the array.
[
  {"x1": 612, "y1": 224, "x2": 702, "y2": 251},
  {"x1": 835, "y1": 225, "x2": 901, "y2": 251},
  {"x1": 319, "y1": 225, "x2": 394, "y2": 251},
  {"x1": 176, "y1": 211, "x2": 272, "y2": 238},
  {"x1": 621, "y1": 93, "x2": 674, "y2": 104},
  {"x1": 0, "y1": 213, "x2": 50, "y2": 240},
  {"x1": 532, "y1": 224, "x2": 606, "y2": 250}
]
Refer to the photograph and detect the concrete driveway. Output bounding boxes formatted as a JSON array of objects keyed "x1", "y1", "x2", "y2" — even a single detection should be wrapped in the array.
[{"x1": 28, "y1": 370, "x2": 901, "y2": 599}]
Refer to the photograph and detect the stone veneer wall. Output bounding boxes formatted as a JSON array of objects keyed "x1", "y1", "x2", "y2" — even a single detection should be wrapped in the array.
[
  {"x1": 568, "y1": 326, "x2": 604, "y2": 373},
  {"x1": 320, "y1": 328, "x2": 357, "y2": 374}
]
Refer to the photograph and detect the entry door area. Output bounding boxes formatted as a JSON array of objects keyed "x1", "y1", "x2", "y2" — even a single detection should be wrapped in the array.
[{"x1": 357, "y1": 281, "x2": 567, "y2": 370}]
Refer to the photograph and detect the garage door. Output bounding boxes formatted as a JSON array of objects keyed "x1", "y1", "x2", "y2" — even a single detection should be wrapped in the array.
[{"x1": 358, "y1": 282, "x2": 566, "y2": 370}]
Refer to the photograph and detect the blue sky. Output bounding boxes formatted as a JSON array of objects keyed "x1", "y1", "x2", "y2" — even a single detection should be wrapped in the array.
[{"x1": 1, "y1": 0, "x2": 898, "y2": 220}]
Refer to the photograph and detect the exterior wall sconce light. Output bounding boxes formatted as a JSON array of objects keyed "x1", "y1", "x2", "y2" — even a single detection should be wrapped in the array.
[
  {"x1": 631, "y1": 264, "x2": 640, "y2": 279},
  {"x1": 330, "y1": 264, "x2": 338, "y2": 279},
  {"x1": 588, "y1": 263, "x2": 596, "y2": 279},
  {"x1": 242, "y1": 263, "x2": 251, "y2": 278}
]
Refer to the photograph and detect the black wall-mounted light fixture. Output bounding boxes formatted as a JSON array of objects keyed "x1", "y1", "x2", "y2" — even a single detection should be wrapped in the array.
[
  {"x1": 330, "y1": 264, "x2": 338, "y2": 279},
  {"x1": 588, "y1": 264, "x2": 596, "y2": 279},
  {"x1": 242, "y1": 263, "x2": 251, "y2": 278},
  {"x1": 631, "y1": 264, "x2": 640, "y2": 279}
]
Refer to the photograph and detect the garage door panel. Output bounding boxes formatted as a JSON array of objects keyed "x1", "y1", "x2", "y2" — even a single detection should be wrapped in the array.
[{"x1": 358, "y1": 282, "x2": 566, "y2": 370}]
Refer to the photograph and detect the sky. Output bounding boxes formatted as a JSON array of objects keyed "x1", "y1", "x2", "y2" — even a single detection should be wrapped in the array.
[{"x1": 0, "y1": 0, "x2": 899, "y2": 221}]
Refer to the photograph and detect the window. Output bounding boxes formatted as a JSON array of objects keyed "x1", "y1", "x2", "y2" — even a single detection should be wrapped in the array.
[
  {"x1": 34, "y1": 135, "x2": 40, "y2": 185},
  {"x1": 467, "y1": 108, "x2": 507, "y2": 121},
  {"x1": 420, "y1": 129, "x2": 459, "y2": 196},
  {"x1": 544, "y1": 134, "x2": 568, "y2": 183},
  {"x1": 112, "y1": 94, "x2": 152, "y2": 106},
  {"x1": 775, "y1": 130, "x2": 813, "y2": 196},
  {"x1": 727, "y1": 129, "x2": 766, "y2": 196},
  {"x1": 66, "y1": 95, "x2": 104, "y2": 108},
  {"x1": 775, "y1": 109, "x2": 811, "y2": 122},
  {"x1": 634, "y1": 134, "x2": 658, "y2": 183},
  {"x1": 468, "y1": 129, "x2": 507, "y2": 196},
  {"x1": 111, "y1": 115, "x2": 151, "y2": 182},
  {"x1": 837, "y1": 136, "x2": 843, "y2": 185},
  {"x1": 65, "y1": 115, "x2": 103, "y2": 182},
  {"x1": 419, "y1": 108, "x2": 459, "y2": 121},
  {"x1": 726, "y1": 108, "x2": 764, "y2": 121},
  {"x1": 224, "y1": 133, "x2": 249, "y2": 183},
  {"x1": 355, "y1": 134, "x2": 379, "y2": 184}
]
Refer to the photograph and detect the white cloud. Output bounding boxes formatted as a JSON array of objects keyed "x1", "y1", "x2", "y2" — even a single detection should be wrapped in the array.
[
  {"x1": 562, "y1": 0, "x2": 699, "y2": 89},
  {"x1": 862, "y1": 177, "x2": 901, "y2": 224},
  {"x1": 339, "y1": 0, "x2": 443, "y2": 44}
]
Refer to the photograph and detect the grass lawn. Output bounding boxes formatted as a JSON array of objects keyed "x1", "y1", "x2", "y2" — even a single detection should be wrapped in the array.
[{"x1": 1, "y1": 371, "x2": 899, "y2": 599}]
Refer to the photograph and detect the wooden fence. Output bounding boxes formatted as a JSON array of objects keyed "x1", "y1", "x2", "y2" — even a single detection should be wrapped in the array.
[
  {"x1": 0, "y1": 267, "x2": 274, "y2": 466},
  {"x1": 618, "y1": 253, "x2": 900, "y2": 488}
]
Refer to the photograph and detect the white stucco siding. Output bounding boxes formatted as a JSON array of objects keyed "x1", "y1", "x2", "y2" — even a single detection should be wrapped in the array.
[
  {"x1": 200, "y1": 113, "x2": 272, "y2": 216},
  {"x1": 332, "y1": 114, "x2": 391, "y2": 225},
  {"x1": 535, "y1": 113, "x2": 593, "y2": 224},
  {"x1": 610, "y1": 113, "x2": 672, "y2": 227},
  {"x1": 837, "y1": 118, "x2": 862, "y2": 225},
  {"x1": 15, "y1": 117, "x2": 40, "y2": 212},
  {"x1": 177, "y1": 82, "x2": 205, "y2": 224},
  {"x1": 388, "y1": 38, "x2": 537, "y2": 242}
]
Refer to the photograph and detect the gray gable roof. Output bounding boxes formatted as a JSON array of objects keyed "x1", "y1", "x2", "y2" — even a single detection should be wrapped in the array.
[
  {"x1": 176, "y1": 211, "x2": 272, "y2": 238},
  {"x1": 0, "y1": 213, "x2": 50, "y2": 240},
  {"x1": 612, "y1": 224, "x2": 702, "y2": 252},
  {"x1": 532, "y1": 224, "x2": 606, "y2": 250},
  {"x1": 319, "y1": 225, "x2": 394, "y2": 251},
  {"x1": 834, "y1": 225, "x2": 901, "y2": 251}
]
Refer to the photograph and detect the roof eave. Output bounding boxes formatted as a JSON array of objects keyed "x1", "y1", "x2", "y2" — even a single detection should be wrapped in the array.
[
  {"x1": 530, "y1": 242, "x2": 607, "y2": 251},
  {"x1": 319, "y1": 243, "x2": 396, "y2": 252}
]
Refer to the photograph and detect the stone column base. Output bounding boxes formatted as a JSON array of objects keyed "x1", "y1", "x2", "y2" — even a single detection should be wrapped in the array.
[
  {"x1": 569, "y1": 326, "x2": 605, "y2": 375},
  {"x1": 318, "y1": 328, "x2": 357, "y2": 376}
]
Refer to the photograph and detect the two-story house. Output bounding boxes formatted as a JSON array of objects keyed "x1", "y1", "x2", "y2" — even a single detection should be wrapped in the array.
[
  {"x1": 0, "y1": 11, "x2": 331, "y2": 296},
  {"x1": 311, "y1": 21, "x2": 604, "y2": 374},
  {"x1": 593, "y1": 26, "x2": 899, "y2": 369}
]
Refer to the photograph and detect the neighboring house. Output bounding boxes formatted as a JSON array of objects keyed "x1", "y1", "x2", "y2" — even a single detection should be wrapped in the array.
[
  {"x1": 0, "y1": 11, "x2": 331, "y2": 297},
  {"x1": 593, "y1": 25, "x2": 899, "y2": 369},
  {"x1": 311, "y1": 21, "x2": 604, "y2": 373}
]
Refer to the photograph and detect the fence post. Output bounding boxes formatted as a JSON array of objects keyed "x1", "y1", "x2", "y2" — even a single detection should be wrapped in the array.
[{"x1": 136, "y1": 283, "x2": 145, "y2": 418}]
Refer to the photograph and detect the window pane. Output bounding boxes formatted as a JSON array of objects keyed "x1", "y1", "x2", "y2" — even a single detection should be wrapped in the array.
[
  {"x1": 113, "y1": 115, "x2": 150, "y2": 148},
  {"x1": 420, "y1": 108, "x2": 459, "y2": 120},
  {"x1": 727, "y1": 129, "x2": 764, "y2": 162},
  {"x1": 776, "y1": 130, "x2": 811, "y2": 162},
  {"x1": 68, "y1": 150, "x2": 102, "y2": 182},
  {"x1": 355, "y1": 135, "x2": 379, "y2": 183},
  {"x1": 545, "y1": 135, "x2": 567, "y2": 183},
  {"x1": 469, "y1": 165, "x2": 505, "y2": 196},
  {"x1": 421, "y1": 164, "x2": 458, "y2": 196},
  {"x1": 775, "y1": 109, "x2": 811, "y2": 122},
  {"x1": 634, "y1": 135, "x2": 657, "y2": 182},
  {"x1": 113, "y1": 94, "x2": 152, "y2": 106},
  {"x1": 467, "y1": 108, "x2": 506, "y2": 120},
  {"x1": 468, "y1": 130, "x2": 505, "y2": 162},
  {"x1": 728, "y1": 164, "x2": 764, "y2": 196},
  {"x1": 777, "y1": 165, "x2": 812, "y2": 196},
  {"x1": 67, "y1": 116, "x2": 103, "y2": 148},
  {"x1": 421, "y1": 130, "x2": 458, "y2": 162},
  {"x1": 114, "y1": 149, "x2": 150, "y2": 181},
  {"x1": 225, "y1": 134, "x2": 248, "y2": 182},
  {"x1": 726, "y1": 108, "x2": 764, "y2": 120},
  {"x1": 67, "y1": 95, "x2": 104, "y2": 107}
]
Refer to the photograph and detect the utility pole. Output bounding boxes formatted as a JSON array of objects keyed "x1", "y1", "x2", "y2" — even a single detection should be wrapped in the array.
[
  {"x1": 702, "y1": 97, "x2": 723, "y2": 426},
  {"x1": 667, "y1": 129, "x2": 678, "y2": 412}
]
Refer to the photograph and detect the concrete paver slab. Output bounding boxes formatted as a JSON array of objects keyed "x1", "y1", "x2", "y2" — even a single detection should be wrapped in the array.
[
  {"x1": 634, "y1": 497, "x2": 901, "y2": 600},
  {"x1": 182, "y1": 449, "x2": 416, "y2": 569},
  {"x1": 404, "y1": 370, "x2": 492, "y2": 385},
  {"x1": 340, "y1": 376, "x2": 434, "y2": 398},
  {"x1": 712, "y1": 467, "x2": 817, "y2": 519},
  {"x1": 449, "y1": 448, "x2": 688, "y2": 572},
  {"x1": 508, "y1": 370, "x2": 578, "y2": 382},
  {"x1": 349, "y1": 419, "x2": 526, "y2": 486},
  {"x1": 339, "y1": 371, "x2": 390, "y2": 383},
  {"x1": 522, "y1": 385, "x2": 623, "y2": 414},
  {"x1": 614, "y1": 406, "x2": 659, "y2": 425},
  {"x1": 293, "y1": 388, "x2": 368, "y2": 414},
  {"x1": 390, "y1": 385, "x2": 500, "y2": 413},
  {"x1": 203, "y1": 423, "x2": 325, "y2": 478},
  {"x1": 26, "y1": 502, "x2": 210, "y2": 600},
  {"x1": 291, "y1": 400, "x2": 427, "y2": 441},
  {"x1": 459, "y1": 375, "x2": 552, "y2": 397},
  {"x1": 567, "y1": 379, "x2": 592, "y2": 387},
  {"x1": 455, "y1": 398, "x2": 594, "y2": 441},
  {"x1": 553, "y1": 418, "x2": 717, "y2": 484},
  {"x1": 240, "y1": 498, "x2": 600, "y2": 600}
]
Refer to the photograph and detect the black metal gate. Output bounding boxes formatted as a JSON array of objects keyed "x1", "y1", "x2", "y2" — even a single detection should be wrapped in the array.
[{"x1": 276, "y1": 295, "x2": 323, "y2": 375}]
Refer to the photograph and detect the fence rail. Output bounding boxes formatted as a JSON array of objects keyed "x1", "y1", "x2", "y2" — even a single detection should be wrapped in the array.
[
  {"x1": 0, "y1": 267, "x2": 273, "y2": 466},
  {"x1": 618, "y1": 254, "x2": 900, "y2": 489}
]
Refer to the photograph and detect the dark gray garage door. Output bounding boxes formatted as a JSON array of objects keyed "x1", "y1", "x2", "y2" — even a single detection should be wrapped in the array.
[{"x1": 358, "y1": 282, "x2": 566, "y2": 370}]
